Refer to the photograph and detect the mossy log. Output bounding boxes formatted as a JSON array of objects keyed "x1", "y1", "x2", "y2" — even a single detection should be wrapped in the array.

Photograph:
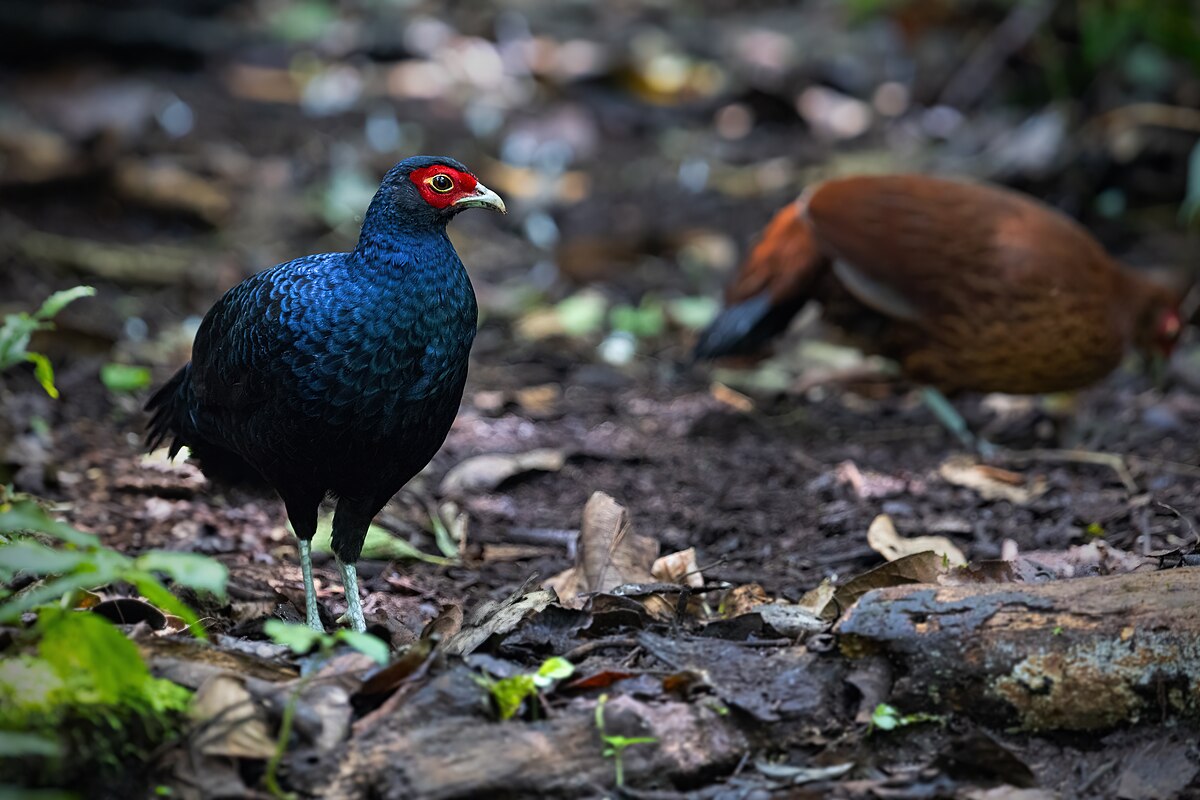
[{"x1": 835, "y1": 567, "x2": 1200, "y2": 731}]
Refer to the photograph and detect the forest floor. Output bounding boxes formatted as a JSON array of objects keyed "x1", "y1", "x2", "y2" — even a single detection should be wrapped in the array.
[{"x1": 3, "y1": 1, "x2": 1200, "y2": 798}]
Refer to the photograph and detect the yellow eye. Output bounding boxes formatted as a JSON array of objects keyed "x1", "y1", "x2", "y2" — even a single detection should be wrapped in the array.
[{"x1": 429, "y1": 174, "x2": 454, "y2": 193}]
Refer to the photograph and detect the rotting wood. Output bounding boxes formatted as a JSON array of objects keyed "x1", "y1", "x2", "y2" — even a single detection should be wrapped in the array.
[
  {"x1": 314, "y1": 694, "x2": 754, "y2": 800},
  {"x1": 836, "y1": 567, "x2": 1200, "y2": 731}
]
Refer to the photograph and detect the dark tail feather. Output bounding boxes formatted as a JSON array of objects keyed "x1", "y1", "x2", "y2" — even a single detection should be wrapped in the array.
[
  {"x1": 693, "y1": 292, "x2": 800, "y2": 361},
  {"x1": 144, "y1": 363, "x2": 272, "y2": 489},
  {"x1": 145, "y1": 364, "x2": 191, "y2": 457}
]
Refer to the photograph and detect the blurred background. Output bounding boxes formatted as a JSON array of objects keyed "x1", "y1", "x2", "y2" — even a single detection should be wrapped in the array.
[{"x1": 1, "y1": 0, "x2": 1199, "y2": 589}]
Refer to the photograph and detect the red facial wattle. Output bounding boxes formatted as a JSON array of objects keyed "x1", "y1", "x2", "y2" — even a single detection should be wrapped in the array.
[
  {"x1": 1158, "y1": 308, "x2": 1183, "y2": 355},
  {"x1": 409, "y1": 165, "x2": 479, "y2": 209}
]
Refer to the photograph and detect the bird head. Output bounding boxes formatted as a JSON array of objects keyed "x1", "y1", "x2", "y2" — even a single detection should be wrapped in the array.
[
  {"x1": 1131, "y1": 282, "x2": 1185, "y2": 386},
  {"x1": 368, "y1": 156, "x2": 506, "y2": 233}
]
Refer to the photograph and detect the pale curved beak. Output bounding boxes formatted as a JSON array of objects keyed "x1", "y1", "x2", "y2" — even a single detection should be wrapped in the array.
[{"x1": 454, "y1": 182, "x2": 506, "y2": 214}]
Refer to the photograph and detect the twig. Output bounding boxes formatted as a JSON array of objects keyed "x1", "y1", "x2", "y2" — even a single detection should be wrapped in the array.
[
  {"x1": 563, "y1": 637, "x2": 641, "y2": 662},
  {"x1": 939, "y1": 0, "x2": 1059, "y2": 109},
  {"x1": 999, "y1": 448, "x2": 1138, "y2": 493},
  {"x1": 1129, "y1": 456, "x2": 1200, "y2": 482}
]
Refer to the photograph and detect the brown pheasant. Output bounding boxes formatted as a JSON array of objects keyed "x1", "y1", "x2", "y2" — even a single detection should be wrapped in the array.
[{"x1": 695, "y1": 174, "x2": 1183, "y2": 396}]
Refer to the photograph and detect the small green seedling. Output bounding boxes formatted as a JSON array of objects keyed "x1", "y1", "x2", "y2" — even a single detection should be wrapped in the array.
[
  {"x1": 263, "y1": 619, "x2": 389, "y2": 666},
  {"x1": 869, "y1": 703, "x2": 944, "y2": 734},
  {"x1": 475, "y1": 656, "x2": 574, "y2": 721},
  {"x1": 261, "y1": 621, "x2": 389, "y2": 799},
  {"x1": 0, "y1": 286, "x2": 94, "y2": 398},
  {"x1": 595, "y1": 693, "x2": 657, "y2": 788}
]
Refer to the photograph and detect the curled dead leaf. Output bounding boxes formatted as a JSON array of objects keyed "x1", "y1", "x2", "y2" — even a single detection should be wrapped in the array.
[
  {"x1": 867, "y1": 514, "x2": 966, "y2": 567},
  {"x1": 652, "y1": 546, "x2": 703, "y2": 588},
  {"x1": 833, "y1": 551, "x2": 947, "y2": 614},
  {"x1": 190, "y1": 674, "x2": 276, "y2": 759},
  {"x1": 439, "y1": 448, "x2": 566, "y2": 496},
  {"x1": 721, "y1": 584, "x2": 770, "y2": 618},
  {"x1": 940, "y1": 456, "x2": 1047, "y2": 503},
  {"x1": 442, "y1": 576, "x2": 556, "y2": 656}
]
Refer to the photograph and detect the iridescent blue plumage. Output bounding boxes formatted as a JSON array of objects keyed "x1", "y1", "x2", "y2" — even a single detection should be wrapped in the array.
[{"x1": 146, "y1": 156, "x2": 506, "y2": 632}]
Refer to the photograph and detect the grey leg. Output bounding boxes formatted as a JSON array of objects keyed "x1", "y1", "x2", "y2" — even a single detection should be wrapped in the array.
[
  {"x1": 297, "y1": 538, "x2": 323, "y2": 631},
  {"x1": 921, "y1": 387, "x2": 996, "y2": 458},
  {"x1": 337, "y1": 558, "x2": 367, "y2": 633}
]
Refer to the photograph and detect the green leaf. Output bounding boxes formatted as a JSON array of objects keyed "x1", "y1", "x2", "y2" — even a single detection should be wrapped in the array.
[
  {"x1": 0, "y1": 313, "x2": 35, "y2": 371},
  {"x1": 309, "y1": 515, "x2": 453, "y2": 565},
  {"x1": 487, "y1": 674, "x2": 537, "y2": 721},
  {"x1": 125, "y1": 571, "x2": 205, "y2": 640},
  {"x1": 0, "y1": 500, "x2": 99, "y2": 548},
  {"x1": 34, "y1": 286, "x2": 95, "y2": 321},
  {"x1": 336, "y1": 631, "x2": 389, "y2": 665},
  {"x1": 264, "y1": 619, "x2": 330, "y2": 654},
  {"x1": 25, "y1": 352, "x2": 58, "y2": 399},
  {"x1": 603, "y1": 735, "x2": 657, "y2": 748},
  {"x1": 0, "y1": 540, "x2": 93, "y2": 576},
  {"x1": 269, "y1": 0, "x2": 337, "y2": 43},
  {"x1": 135, "y1": 551, "x2": 228, "y2": 597},
  {"x1": 428, "y1": 511, "x2": 460, "y2": 560},
  {"x1": 100, "y1": 363, "x2": 152, "y2": 393},
  {"x1": 533, "y1": 656, "x2": 574, "y2": 687},
  {"x1": 665, "y1": 296, "x2": 719, "y2": 330},
  {"x1": 0, "y1": 730, "x2": 61, "y2": 757},
  {"x1": 871, "y1": 703, "x2": 900, "y2": 731},
  {"x1": 0, "y1": 569, "x2": 121, "y2": 623},
  {"x1": 555, "y1": 292, "x2": 608, "y2": 337}
]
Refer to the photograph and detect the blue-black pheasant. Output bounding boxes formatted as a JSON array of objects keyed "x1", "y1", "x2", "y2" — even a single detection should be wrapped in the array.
[{"x1": 146, "y1": 155, "x2": 505, "y2": 632}]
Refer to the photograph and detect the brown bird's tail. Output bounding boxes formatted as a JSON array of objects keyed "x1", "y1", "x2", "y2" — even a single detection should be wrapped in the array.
[{"x1": 693, "y1": 195, "x2": 829, "y2": 360}]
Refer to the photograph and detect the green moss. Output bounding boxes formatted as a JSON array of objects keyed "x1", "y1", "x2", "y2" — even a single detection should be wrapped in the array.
[{"x1": 0, "y1": 611, "x2": 191, "y2": 791}]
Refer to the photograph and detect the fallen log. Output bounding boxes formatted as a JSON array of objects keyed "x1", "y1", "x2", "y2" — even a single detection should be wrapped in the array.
[
  {"x1": 316, "y1": 694, "x2": 749, "y2": 799},
  {"x1": 835, "y1": 566, "x2": 1200, "y2": 731}
]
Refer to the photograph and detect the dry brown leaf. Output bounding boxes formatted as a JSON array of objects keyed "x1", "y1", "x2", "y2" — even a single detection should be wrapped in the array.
[
  {"x1": 939, "y1": 456, "x2": 1047, "y2": 503},
  {"x1": 543, "y1": 491, "x2": 660, "y2": 611},
  {"x1": 867, "y1": 514, "x2": 967, "y2": 567},
  {"x1": 710, "y1": 381, "x2": 754, "y2": 412},
  {"x1": 514, "y1": 384, "x2": 562, "y2": 418},
  {"x1": 652, "y1": 546, "x2": 704, "y2": 588},
  {"x1": 439, "y1": 448, "x2": 566, "y2": 496},
  {"x1": 190, "y1": 674, "x2": 276, "y2": 759},
  {"x1": 442, "y1": 577, "x2": 556, "y2": 657},
  {"x1": 796, "y1": 578, "x2": 837, "y2": 620},
  {"x1": 721, "y1": 584, "x2": 769, "y2": 617},
  {"x1": 833, "y1": 551, "x2": 947, "y2": 613},
  {"x1": 836, "y1": 460, "x2": 919, "y2": 500}
]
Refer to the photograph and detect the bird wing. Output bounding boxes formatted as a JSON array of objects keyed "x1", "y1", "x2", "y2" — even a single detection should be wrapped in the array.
[
  {"x1": 188, "y1": 265, "x2": 298, "y2": 415},
  {"x1": 804, "y1": 175, "x2": 1117, "y2": 323},
  {"x1": 724, "y1": 199, "x2": 827, "y2": 306}
]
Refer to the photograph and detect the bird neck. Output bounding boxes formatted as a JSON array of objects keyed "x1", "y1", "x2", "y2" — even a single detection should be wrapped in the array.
[{"x1": 352, "y1": 223, "x2": 458, "y2": 275}]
